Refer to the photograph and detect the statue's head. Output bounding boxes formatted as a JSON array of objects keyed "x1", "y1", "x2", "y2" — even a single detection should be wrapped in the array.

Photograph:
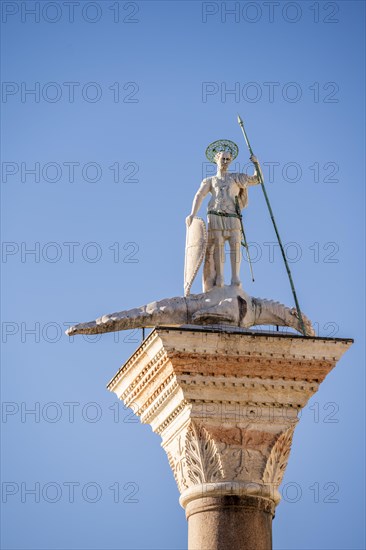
[
  {"x1": 205, "y1": 139, "x2": 239, "y2": 168},
  {"x1": 214, "y1": 150, "x2": 233, "y2": 169}
]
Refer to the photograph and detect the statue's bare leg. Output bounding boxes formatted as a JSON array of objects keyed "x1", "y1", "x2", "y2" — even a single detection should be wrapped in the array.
[
  {"x1": 229, "y1": 230, "x2": 242, "y2": 286},
  {"x1": 203, "y1": 237, "x2": 216, "y2": 292},
  {"x1": 214, "y1": 233, "x2": 225, "y2": 287}
]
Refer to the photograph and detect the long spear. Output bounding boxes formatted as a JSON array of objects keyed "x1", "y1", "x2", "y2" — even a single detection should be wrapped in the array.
[{"x1": 237, "y1": 114, "x2": 307, "y2": 335}]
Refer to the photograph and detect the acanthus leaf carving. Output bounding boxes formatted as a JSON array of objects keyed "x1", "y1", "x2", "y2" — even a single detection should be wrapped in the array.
[
  {"x1": 185, "y1": 423, "x2": 224, "y2": 484},
  {"x1": 262, "y1": 425, "x2": 295, "y2": 486},
  {"x1": 166, "y1": 434, "x2": 189, "y2": 493}
]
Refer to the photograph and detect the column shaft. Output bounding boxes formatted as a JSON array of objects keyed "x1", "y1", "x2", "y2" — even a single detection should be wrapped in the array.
[{"x1": 186, "y1": 495, "x2": 275, "y2": 550}]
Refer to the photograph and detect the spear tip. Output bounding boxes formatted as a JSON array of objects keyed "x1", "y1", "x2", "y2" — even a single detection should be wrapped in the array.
[{"x1": 237, "y1": 113, "x2": 243, "y2": 125}]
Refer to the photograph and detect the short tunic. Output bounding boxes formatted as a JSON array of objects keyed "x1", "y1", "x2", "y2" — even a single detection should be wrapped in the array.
[{"x1": 205, "y1": 172, "x2": 254, "y2": 232}]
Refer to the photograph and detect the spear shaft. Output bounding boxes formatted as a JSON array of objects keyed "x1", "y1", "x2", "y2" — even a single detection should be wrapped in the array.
[
  {"x1": 237, "y1": 115, "x2": 307, "y2": 335},
  {"x1": 235, "y1": 196, "x2": 255, "y2": 282}
]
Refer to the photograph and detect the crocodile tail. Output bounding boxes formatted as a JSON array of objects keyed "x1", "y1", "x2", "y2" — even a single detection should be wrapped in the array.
[{"x1": 251, "y1": 298, "x2": 315, "y2": 336}]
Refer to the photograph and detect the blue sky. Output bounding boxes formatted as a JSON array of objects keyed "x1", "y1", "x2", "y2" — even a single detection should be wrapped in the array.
[{"x1": 1, "y1": 1, "x2": 365, "y2": 549}]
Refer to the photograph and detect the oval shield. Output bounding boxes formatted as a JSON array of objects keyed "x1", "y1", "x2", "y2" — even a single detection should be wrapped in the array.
[{"x1": 184, "y1": 217, "x2": 207, "y2": 296}]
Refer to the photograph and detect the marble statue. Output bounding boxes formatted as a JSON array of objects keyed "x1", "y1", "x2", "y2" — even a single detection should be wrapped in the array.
[
  {"x1": 66, "y1": 138, "x2": 315, "y2": 338},
  {"x1": 186, "y1": 143, "x2": 260, "y2": 292}
]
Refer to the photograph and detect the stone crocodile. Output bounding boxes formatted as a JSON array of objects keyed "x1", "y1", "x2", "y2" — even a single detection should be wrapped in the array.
[{"x1": 66, "y1": 286, "x2": 315, "y2": 337}]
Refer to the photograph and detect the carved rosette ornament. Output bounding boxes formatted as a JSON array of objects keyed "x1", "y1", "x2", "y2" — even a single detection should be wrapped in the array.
[{"x1": 107, "y1": 327, "x2": 352, "y2": 511}]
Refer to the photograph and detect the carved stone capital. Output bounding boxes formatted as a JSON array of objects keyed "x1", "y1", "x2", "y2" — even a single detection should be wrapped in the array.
[{"x1": 108, "y1": 327, "x2": 352, "y2": 509}]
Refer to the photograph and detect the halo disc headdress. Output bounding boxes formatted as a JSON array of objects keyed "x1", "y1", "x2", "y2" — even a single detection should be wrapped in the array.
[{"x1": 205, "y1": 139, "x2": 239, "y2": 163}]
